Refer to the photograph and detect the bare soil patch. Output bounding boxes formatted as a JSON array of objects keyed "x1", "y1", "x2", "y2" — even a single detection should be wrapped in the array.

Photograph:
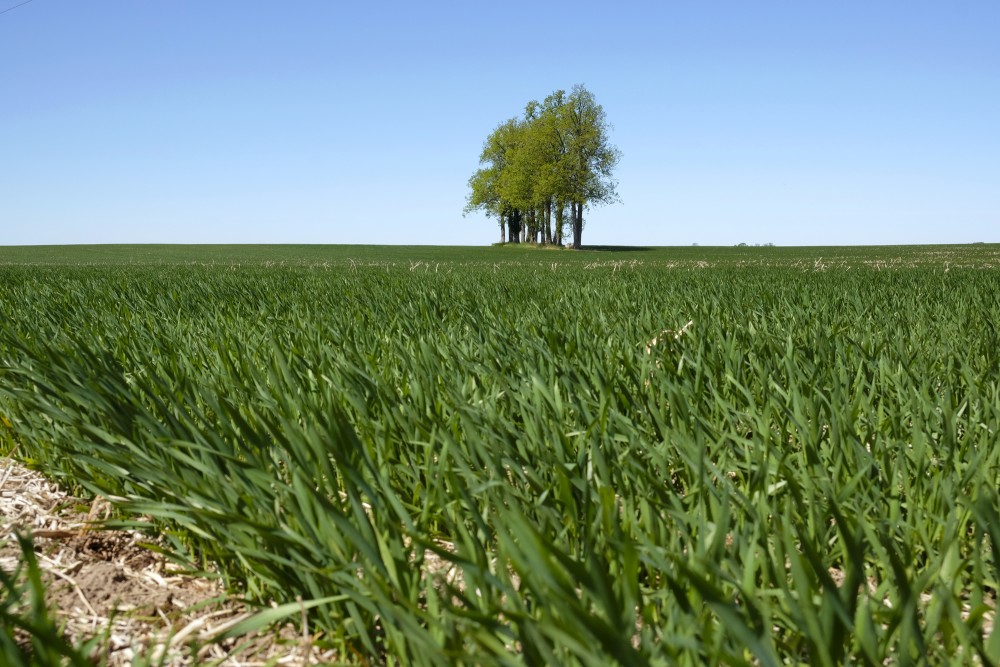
[{"x1": 1, "y1": 456, "x2": 337, "y2": 665}]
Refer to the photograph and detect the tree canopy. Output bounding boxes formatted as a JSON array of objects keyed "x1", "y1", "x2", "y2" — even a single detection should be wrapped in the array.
[{"x1": 464, "y1": 85, "x2": 621, "y2": 249}]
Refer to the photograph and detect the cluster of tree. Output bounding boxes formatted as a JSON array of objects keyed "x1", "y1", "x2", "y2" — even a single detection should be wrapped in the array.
[{"x1": 464, "y1": 85, "x2": 621, "y2": 249}]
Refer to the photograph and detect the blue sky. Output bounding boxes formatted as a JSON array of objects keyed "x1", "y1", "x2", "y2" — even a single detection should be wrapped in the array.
[{"x1": 1, "y1": 1, "x2": 997, "y2": 246}]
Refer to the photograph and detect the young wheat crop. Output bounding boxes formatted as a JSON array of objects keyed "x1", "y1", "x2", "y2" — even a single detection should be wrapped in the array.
[{"x1": 0, "y1": 245, "x2": 998, "y2": 665}]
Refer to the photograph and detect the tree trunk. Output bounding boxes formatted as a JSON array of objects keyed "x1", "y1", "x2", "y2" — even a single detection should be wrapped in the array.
[
  {"x1": 554, "y1": 199, "x2": 564, "y2": 246},
  {"x1": 572, "y1": 202, "x2": 583, "y2": 249},
  {"x1": 507, "y1": 210, "x2": 521, "y2": 243},
  {"x1": 499, "y1": 214, "x2": 506, "y2": 244},
  {"x1": 544, "y1": 200, "x2": 552, "y2": 245}
]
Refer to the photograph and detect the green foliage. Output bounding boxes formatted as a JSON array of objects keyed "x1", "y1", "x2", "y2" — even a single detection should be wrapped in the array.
[
  {"x1": 0, "y1": 244, "x2": 999, "y2": 664},
  {"x1": 465, "y1": 85, "x2": 620, "y2": 246}
]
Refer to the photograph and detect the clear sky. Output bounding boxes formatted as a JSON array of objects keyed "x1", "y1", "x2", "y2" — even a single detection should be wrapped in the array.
[{"x1": 1, "y1": 1, "x2": 997, "y2": 246}]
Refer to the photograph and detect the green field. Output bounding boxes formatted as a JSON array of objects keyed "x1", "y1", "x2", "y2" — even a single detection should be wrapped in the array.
[
  {"x1": 2, "y1": 244, "x2": 999, "y2": 665},
  {"x1": 2, "y1": 242, "x2": 999, "y2": 267}
]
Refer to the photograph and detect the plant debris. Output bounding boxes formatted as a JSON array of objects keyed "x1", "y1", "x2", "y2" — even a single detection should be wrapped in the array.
[{"x1": 0, "y1": 456, "x2": 337, "y2": 666}]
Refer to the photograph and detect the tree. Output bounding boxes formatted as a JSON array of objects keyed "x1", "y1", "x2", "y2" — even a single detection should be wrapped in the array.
[
  {"x1": 464, "y1": 117, "x2": 526, "y2": 243},
  {"x1": 465, "y1": 85, "x2": 620, "y2": 248},
  {"x1": 560, "y1": 85, "x2": 621, "y2": 249},
  {"x1": 466, "y1": 167, "x2": 503, "y2": 242}
]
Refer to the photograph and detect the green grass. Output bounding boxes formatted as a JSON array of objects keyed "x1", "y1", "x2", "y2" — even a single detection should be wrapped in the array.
[
  {"x1": 1, "y1": 244, "x2": 998, "y2": 664},
  {"x1": 0, "y1": 242, "x2": 998, "y2": 267}
]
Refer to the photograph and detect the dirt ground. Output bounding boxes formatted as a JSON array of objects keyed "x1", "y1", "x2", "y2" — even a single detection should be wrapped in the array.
[{"x1": 0, "y1": 456, "x2": 336, "y2": 666}]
